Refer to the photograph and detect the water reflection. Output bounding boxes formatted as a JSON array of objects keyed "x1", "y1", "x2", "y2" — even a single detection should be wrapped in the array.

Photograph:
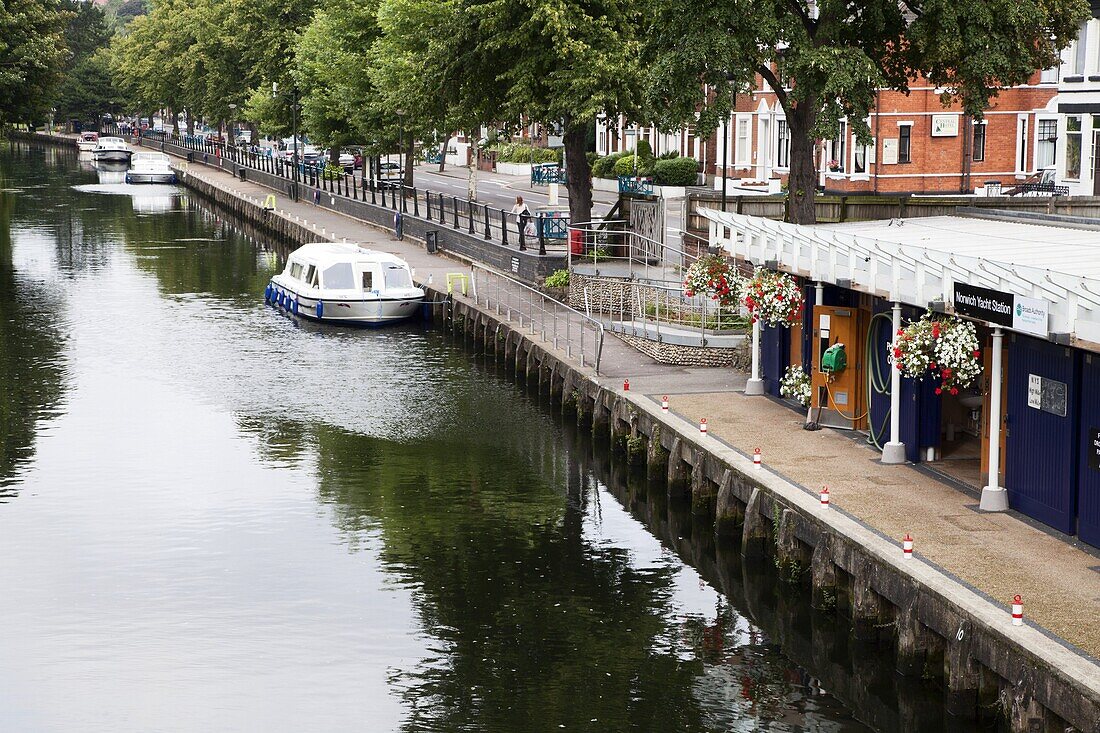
[{"x1": 0, "y1": 141, "x2": 985, "y2": 732}]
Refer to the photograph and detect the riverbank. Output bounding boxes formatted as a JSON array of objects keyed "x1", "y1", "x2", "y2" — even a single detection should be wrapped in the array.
[{"x1": 16, "y1": 130, "x2": 1100, "y2": 732}]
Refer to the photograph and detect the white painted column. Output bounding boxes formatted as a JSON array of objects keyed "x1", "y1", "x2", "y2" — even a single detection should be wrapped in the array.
[
  {"x1": 881, "y1": 302, "x2": 906, "y2": 464},
  {"x1": 980, "y1": 327, "x2": 1009, "y2": 511},
  {"x1": 746, "y1": 319, "x2": 765, "y2": 395}
]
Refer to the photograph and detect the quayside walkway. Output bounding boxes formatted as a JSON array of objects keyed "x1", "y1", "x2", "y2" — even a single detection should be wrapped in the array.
[
  {"x1": 32, "y1": 132, "x2": 1096, "y2": 671},
  {"x1": 175, "y1": 152, "x2": 1099, "y2": 662}
]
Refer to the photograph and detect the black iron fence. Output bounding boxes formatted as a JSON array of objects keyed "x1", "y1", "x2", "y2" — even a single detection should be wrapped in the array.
[{"x1": 119, "y1": 126, "x2": 568, "y2": 256}]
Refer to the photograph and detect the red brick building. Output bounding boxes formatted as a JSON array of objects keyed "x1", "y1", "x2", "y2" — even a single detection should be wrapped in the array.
[{"x1": 597, "y1": 70, "x2": 1059, "y2": 196}]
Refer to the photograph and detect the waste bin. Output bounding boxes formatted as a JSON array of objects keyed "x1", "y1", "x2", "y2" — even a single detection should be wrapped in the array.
[
  {"x1": 569, "y1": 227, "x2": 584, "y2": 255},
  {"x1": 426, "y1": 230, "x2": 439, "y2": 254},
  {"x1": 238, "y1": 167, "x2": 246, "y2": 181}
]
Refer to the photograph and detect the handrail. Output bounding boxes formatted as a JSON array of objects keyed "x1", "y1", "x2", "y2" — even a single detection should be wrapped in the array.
[
  {"x1": 566, "y1": 219, "x2": 699, "y2": 284},
  {"x1": 469, "y1": 262, "x2": 605, "y2": 374}
]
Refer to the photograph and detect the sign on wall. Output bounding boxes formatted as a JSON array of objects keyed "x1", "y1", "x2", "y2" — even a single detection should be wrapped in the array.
[
  {"x1": 882, "y1": 138, "x2": 899, "y2": 165},
  {"x1": 952, "y1": 283, "x2": 1049, "y2": 337},
  {"x1": 1027, "y1": 373, "x2": 1068, "y2": 417},
  {"x1": 1087, "y1": 427, "x2": 1100, "y2": 471},
  {"x1": 931, "y1": 114, "x2": 960, "y2": 137}
]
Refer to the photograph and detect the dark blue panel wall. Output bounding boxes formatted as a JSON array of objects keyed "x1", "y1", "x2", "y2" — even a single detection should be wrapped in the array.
[
  {"x1": 1076, "y1": 354, "x2": 1100, "y2": 548},
  {"x1": 802, "y1": 284, "x2": 816, "y2": 375},
  {"x1": 1005, "y1": 334, "x2": 1079, "y2": 535},
  {"x1": 760, "y1": 323, "x2": 791, "y2": 397}
]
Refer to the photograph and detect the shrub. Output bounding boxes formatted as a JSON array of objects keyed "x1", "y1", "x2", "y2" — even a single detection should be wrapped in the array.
[
  {"x1": 652, "y1": 156, "x2": 699, "y2": 186},
  {"x1": 614, "y1": 154, "x2": 654, "y2": 177},
  {"x1": 488, "y1": 142, "x2": 560, "y2": 164},
  {"x1": 585, "y1": 151, "x2": 599, "y2": 166},
  {"x1": 544, "y1": 269, "x2": 570, "y2": 288},
  {"x1": 591, "y1": 152, "x2": 625, "y2": 179},
  {"x1": 635, "y1": 139, "x2": 653, "y2": 159}
]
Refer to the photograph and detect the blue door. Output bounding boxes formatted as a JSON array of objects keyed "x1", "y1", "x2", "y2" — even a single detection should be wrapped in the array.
[
  {"x1": 1076, "y1": 354, "x2": 1100, "y2": 548},
  {"x1": 761, "y1": 323, "x2": 791, "y2": 397},
  {"x1": 1005, "y1": 335, "x2": 1079, "y2": 535}
]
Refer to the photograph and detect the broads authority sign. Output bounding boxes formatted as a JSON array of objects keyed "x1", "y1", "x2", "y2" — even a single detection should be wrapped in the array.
[{"x1": 953, "y1": 283, "x2": 1049, "y2": 337}]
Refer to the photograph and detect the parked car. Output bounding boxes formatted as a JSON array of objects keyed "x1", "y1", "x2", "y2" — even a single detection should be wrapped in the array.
[
  {"x1": 378, "y1": 161, "x2": 403, "y2": 187},
  {"x1": 338, "y1": 153, "x2": 355, "y2": 172}
]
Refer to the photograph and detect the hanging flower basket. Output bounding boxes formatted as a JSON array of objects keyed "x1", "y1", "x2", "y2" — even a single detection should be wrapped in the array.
[
  {"x1": 743, "y1": 268, "x2": 803, "y2": 326},
  {"x1": 683, "y1": 254, "x2": 743, "y2": 308},
  {"x1": 888, "y1": 313, "x2": 982, "y2": 394},
  {"x1": 779, "y1": 365, "x2": 811, "y2": 406}
]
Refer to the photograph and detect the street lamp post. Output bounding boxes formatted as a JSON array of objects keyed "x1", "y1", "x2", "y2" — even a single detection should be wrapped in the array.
[
  {"x1": 228, "y1": 103, "x2": 237, "y2": 162},
  {"x1": 396, "y1": 108, "x2": 406, "y2": 203}
]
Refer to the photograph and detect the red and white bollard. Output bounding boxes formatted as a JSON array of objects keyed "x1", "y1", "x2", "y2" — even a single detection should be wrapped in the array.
[
  {"x1": 623, "y1": 378, "x2": 630, "y2": 391},
  {"x1": 1011, "y1": 595, "x2": 1024, "y2": 626},
  {"x1": 661, "y1": 395, "x2": 669, "y2": 414},
  {"x1": 753, "y1": 448, "x2": 762, "y2": 468},
  {"x1": 819, "y1": 486, "x2": 830, "y2": 508},
  {"x1": 699, "y1": 418, "x2": 708, "y2": 435},
  {"x1": 902, "y1": 533, "x2": 913, "y2": 559}
]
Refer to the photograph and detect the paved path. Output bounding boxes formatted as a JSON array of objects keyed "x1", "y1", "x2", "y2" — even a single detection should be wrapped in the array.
[{"x1": 170, "y1": 151, "x2": 1100, "y2": 662}]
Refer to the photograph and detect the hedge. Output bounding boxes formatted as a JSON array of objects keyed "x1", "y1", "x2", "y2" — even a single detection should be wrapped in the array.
[
  {"x1": 488, "y1": 142, "x2": 561, "y2": 164},
  {"x1": 652, "y1": 156, "x2": 699, "y2": 186}
]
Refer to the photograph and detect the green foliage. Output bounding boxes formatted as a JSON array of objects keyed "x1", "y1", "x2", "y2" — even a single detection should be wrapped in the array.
[
  {"x1": 641, "y1": 0, "x2": 1089, "y2": 223},
  {"x1": 652, "y1": 156, "x2": 698, "y2": 186},
  {"x1": 613, "y1": 154, "x2": 653, "y2": 177},
  {"x1": 590, "y1": 152, "x2": 626, "y2": 179},
  {"x1": 488, "y1": 142, "x2": 560, "y2": 164},
  {"x1": 634, "y1": 138, "x2": 652, "y2": 159},
  {"x1": 543, "y1": 269, "x2": 569, "y2": 288},
  {"x1": 52, "y1": 2, "x2": 118, "y2": 122},
  {"x1": 0, "y1": 0, "x2": 70, "y2": 124}
]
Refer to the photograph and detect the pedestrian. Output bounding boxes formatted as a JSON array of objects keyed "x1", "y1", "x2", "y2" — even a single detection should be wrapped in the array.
[{"x1": 511, "y1": 195, "x2": 531, "y2": 236}]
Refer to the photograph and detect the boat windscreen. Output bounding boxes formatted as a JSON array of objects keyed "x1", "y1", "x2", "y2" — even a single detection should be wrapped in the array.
[
  {"x1": 383, "y1": 265, "x2": 412, "y2": 290},
  {"x1": 322, "y1": 262, "x2": 355, "y2": 289}
]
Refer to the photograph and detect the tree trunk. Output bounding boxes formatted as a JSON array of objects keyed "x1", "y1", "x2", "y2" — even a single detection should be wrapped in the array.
[
  {"x1": 786, "y1": 104, "x2": 818, "y2": 225},
  {"x1": 563, "y1": 120, "x2": 593, "y2": 226},
  {"x1": 329, "y1": 146, "x2": 340, "y2": 166},
  {"x1": 437, "y1": 139, "x2": 447, "y2": 172},
  {"x1": 404, "y1": 134, "x2": 414, "y2": 187},
  {"x1": 171, "y1": 108, "x2": 179, "y2": 136}
]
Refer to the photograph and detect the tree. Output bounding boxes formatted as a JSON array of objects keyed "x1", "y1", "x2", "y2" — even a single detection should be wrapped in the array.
[
  {"x1": 0, "y1": 0, "x2": 69, "y2": 125},
  {"x1": 393, "y1": 0, "x2": 645, "y2": 226},
  {"x1": 643, "y1": 0, "x2": 1089, "y2": 224},
  {"x1": 52, "y1": 1, "x2": 117, "y2": 123}
]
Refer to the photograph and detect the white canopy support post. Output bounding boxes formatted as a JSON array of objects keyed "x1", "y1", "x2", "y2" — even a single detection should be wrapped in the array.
[
  {"x1": 980, "y1": 327, "x2": 1009, "y2": 511},
  {"x1": 881, "y1": 302, "x2": 907, "y2": 464},
  {"x1": 746, "y1": 318, "x2": 765, "y2": 395}
]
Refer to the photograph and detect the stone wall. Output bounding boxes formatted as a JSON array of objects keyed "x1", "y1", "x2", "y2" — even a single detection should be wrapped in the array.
[{"x1": 617, "y1": 332, "x2": 749, "y2": 367}]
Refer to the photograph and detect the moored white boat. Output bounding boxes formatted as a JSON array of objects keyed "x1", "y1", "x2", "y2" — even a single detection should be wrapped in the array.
[
  {"x1": 92, "y1": 136, "x2": 132, "y2": 162},
  {"x1": 126, "y1": 152, "x2": 177, "y2": 184},
  {"x1": 77, "y1": 131, "x2": 99, "y2": 152},
  {"x1": 266, "y1": 242, "x2": 424, "y2": 325}
]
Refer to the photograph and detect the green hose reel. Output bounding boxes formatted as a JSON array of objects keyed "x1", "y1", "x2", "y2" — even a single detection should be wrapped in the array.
[{"x1": 821, "y1": 343, "x2": 848, "y2": 374}]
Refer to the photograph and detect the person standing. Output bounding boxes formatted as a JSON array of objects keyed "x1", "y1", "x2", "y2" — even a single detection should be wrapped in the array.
[{"x1": 511, "y1": 196, "x2": 532, "y2": 236}]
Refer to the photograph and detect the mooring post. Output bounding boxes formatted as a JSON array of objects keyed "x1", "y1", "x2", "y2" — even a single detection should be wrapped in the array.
[
  {"x1": 810, "y1": 535, "x2": 837, "y2": 610},
  {"x1": 646, "y1": 425, "x2": 669, "y2": 483}
]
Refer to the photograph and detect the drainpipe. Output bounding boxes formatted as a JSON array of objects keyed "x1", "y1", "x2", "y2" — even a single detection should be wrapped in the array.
[
  {"x1": 881, "y1": 302, "x2": 907, "y2": 463},
  {"x1": 746, "y1": 319, "x2": 765, "y2": 395},
  {"x1": 980, "y1": 327, "x2": 1009, "y2": 511}
]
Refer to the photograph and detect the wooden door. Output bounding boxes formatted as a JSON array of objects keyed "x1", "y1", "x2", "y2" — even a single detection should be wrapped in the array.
[{"x1": 810, "y1": 305, "x2": 867, "y2": 429}]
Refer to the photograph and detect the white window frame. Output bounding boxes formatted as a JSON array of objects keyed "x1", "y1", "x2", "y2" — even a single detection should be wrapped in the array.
[
  {"x1": 972, "y1": 120, "x2": 987, "y2": 163},
  {"x1": 1017, "y1": 115, "x2": 1030, "y2": 175},
  {"x1": 775, "y1": 117, "x2": 790, "y2": 170},
  {"x1": 1036, "y1": 117, "x2": 1058, "y2": 170},
  {"x1": 734, "y1": 114, "x2": 752, "y2": 167},
  {"x1": 897, "y1": 121, "x2": 913, "y2": 164}
]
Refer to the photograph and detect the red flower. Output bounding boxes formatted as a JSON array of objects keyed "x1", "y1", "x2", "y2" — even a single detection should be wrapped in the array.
[
  {"x1": 950, "y1": 387, "x2": 959, "y2": 395},
  {"x1": 929, "y1": 362, "x2": 937, "y2": 369},
  {"x1": 934, "y1": 387, "x2": 942, "y2": 395},
  {"x1": 893, "y1": 348, "x2": 902, "y2": 358},
  {"x1": 973, "y1": 350, "x2": 980, "y2": 358},
  {"x1": 897, "y1": 328, "x2": 904, "y2": 336}
]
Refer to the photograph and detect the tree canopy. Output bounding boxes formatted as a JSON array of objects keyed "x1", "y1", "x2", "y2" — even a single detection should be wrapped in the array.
[
  {"x1": 0, "y1": 0, "x2": 70, "y2": 124},
  {"x1": 642, "y1": 0, "x2": 1090, "y2": 223}
]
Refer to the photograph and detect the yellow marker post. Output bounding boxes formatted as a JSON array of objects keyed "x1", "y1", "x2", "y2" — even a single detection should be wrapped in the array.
[{"x1": 263, "y1": 194, "x2": 277, "y2": 211}]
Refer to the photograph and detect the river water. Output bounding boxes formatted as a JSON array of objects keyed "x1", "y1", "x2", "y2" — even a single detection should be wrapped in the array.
[{"x1": 0, "y1": 141, "x2": 978, "y2": 732}]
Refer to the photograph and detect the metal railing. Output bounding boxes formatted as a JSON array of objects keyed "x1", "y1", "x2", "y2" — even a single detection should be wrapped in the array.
[
  {"x1": 567, "y1": 220, "x2": 699, "y2": 284},
  {"x1": 119, "y1": 127, "x2": 569, "y2": 256},
  {"x1": 531, "y1": 163, "x2": 567, "y2": 185},
  {"x1": 618, "y1": 175, "x2": 654, "y2": 196},
  {"x1": 581, "y1": 276, "x2": 748, "y2": 344},
  {"x1": 470, "y1": 263, "x2": 605, "y2": 374}
]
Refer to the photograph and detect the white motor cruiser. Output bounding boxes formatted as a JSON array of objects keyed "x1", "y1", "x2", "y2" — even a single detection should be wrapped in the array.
[
  {"x1": 92, "y1": 136, "x2": 132, "y2": 163},
  {"x1": 126, "y1": 152, "x2": 177, "y2": 184},
  {"x1": 266, "y1": 242, "x2": 424, "y2": 326},
  {"x1": 77, "y1": 131, "x2": 99, "y2": 152}
]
